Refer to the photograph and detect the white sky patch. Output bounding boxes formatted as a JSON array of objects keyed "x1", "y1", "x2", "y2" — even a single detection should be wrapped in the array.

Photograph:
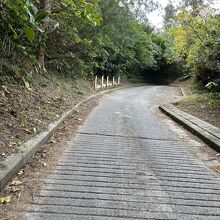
[{"x1": 147, "y1": 0, "x2": 220, "y2": 29}]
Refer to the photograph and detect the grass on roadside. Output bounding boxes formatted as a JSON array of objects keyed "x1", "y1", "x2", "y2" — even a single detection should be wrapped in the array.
[
  {"x1": 174, "y1": 93, "x2": 220, "y2": 108},
  {"x1": 173, "y1": 92, "x2": 220, "y2": 128}
]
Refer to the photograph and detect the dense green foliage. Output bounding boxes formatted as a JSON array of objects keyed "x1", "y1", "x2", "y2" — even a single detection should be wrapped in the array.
[
  {"x1": 0, "y1": 0, "x2": 164, "y2": 85},
  {"x1": 1, "y1": 0, "x2": 219, "y2": 91},
  {"x1": 0, "y1": 0, "x2": 46, "y2": 82},
  {"x1": 163, "y1": 1, "x2": 220, "y2": 91}
]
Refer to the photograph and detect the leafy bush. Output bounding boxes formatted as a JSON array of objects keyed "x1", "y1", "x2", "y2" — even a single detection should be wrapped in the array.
[{"x1": 165, "y1": 5, "x2": 220, "y2": 91}]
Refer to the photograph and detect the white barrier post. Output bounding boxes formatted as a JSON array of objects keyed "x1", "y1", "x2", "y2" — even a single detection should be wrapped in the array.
[
  {"x1": 101, "y1": 75, "x2": 104, "y2": 89},
  {"x1": 94, "y1": 75, "x2": 97, "y2": 90},
  {"x1": 112, "y1": 76, "x2": 115, "y2": 86},
  {"x1": 106, "y1": 76, "x2": 109, "y2": 87},
  {"x1": 117, "y1": 76, "x2": 120, "y2": 85}
]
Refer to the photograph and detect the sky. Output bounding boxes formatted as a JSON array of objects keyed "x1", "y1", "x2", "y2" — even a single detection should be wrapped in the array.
[{"x1": 147, "y1": 0, "x2": 220, "y2": 29}]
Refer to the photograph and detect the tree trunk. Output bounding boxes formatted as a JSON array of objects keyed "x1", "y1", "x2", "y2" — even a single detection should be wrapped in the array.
[{"x1": 39, "y1": 0, "x2": 52, "y2": 70}]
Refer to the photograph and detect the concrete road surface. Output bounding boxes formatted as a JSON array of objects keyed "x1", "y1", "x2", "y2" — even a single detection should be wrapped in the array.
[{"x1": 24, "y1": 86, "x2": 220, "y2": 220}]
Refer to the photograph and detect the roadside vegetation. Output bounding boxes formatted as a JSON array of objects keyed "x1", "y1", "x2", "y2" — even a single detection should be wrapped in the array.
[
  {"x1": 1, "y1": 0, "x2": 219, "y2": 88},
  {"x1": 174, "y1": 92, "x2": 220, "y2": 127},
  {"x1": 163, "y1": 0, "x2": 220, "y2": 92},
  {"x1": 0, "y1": 0, "x2": 164, "y2": 84},
  {"x1": 162, "y1": 0, "x2": 220, "y2": 127}
]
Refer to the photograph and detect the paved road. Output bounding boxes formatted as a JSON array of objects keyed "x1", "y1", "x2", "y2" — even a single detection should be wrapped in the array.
[{"x1": 25, "y1": 86, "x2": 220, "y2": 220}]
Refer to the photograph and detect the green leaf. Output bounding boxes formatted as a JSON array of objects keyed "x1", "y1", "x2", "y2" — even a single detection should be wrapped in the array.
[
  {"x1": 35, "y1": 11, "x2": 49, "y2": 22},
  {"x1": 25, "y1": 27, "x2": 35, "y2": 42}
]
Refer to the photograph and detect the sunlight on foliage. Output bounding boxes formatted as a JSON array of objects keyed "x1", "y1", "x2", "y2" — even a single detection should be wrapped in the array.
[{"x1": 164, "y1": 3, "x2": 220, "y2": 91}]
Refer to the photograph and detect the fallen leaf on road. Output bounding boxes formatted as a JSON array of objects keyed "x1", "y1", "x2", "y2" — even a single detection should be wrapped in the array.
[
  {"x1": 49, "y1": 139, "x2": 57, "y2": 144},
  {"x1": 0, "y1": 195, "x2": 12, "y2": 204},
  {"x1": 17, "y1": 170, "x2": 24, "y2": 176},
  {"x1": 25, "y1": 129, "x2": 32, "y2": 134},
  {"x1": 2, "y1": 85, "x2": 10, "y2": 94},
  {"x1": 42, "y1": 162, "x2": 47, "y2": 167},
  {"x1": 11, "y1": 180, "x2": 22, "y2": 186},
  {"x1": 11, "y1": 186, "x2": 19, "y2": 193}
]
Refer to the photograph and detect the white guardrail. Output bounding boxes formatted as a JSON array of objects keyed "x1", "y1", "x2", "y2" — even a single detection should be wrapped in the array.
[{"x1": 93, "y1": 75, "x2": 121, "y2": 90}]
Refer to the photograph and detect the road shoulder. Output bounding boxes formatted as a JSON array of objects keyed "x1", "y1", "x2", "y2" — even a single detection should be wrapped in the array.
[
  {"x1": 159, "y1": 104, "x2": 220, "y2": 151},
  {"x1": 0, "y1": 94, "x2": 102, "y2": 220}
]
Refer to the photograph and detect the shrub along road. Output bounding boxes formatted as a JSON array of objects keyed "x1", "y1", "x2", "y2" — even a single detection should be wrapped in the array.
[{"x1": 24, "y1": 86, "x2": 220, "y2": 219}]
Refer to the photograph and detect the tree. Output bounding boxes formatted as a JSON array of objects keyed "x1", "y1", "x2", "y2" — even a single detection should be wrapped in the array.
[
  {"x1": 163, "y1": 2, "x2": 176, "y2": 29},
  {"x1": 181, "y1": 0, "x2": 213, "y2": 10},
  {"x1": 165, "y1": 3, "x2": 220, "y2": 91},
  {"x1": 182, "y1": 0, "x2": 203, "y2": 9},
  {"x1": 0, "y1": 0, "x2": 168, "y2": 84},
  {"x1": 0, "y1": 0, "x2": 50, "y2": 81},
  {"x1": 39, "y1": 0, "x2": 52, "y2": 69}
]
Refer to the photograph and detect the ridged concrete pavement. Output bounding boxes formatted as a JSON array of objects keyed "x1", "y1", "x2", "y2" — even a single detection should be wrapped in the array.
[{"x1": 24, "y1": 86, "x2": 220, "y2": 220}]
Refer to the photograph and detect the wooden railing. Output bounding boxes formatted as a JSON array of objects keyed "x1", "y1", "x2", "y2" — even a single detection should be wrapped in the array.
[{"x1": 93, "y1": 75, "x2": 120, "y2": 90}]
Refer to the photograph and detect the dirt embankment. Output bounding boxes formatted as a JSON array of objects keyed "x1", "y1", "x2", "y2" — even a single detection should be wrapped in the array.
[
  {"x1": 0, "y1": 96, "x2": 100, "y2": 220},
  {"x1": 0, "y1": 74, "x2": 94, "y2": 160},
  {"x1": 172, "y1": 80, "x2": 220, "y2": 128}
]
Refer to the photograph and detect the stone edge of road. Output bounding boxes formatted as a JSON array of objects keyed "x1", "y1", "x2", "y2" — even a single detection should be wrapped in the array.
[
  {"x1": 0, "y1": 86, "x2": 126, "y2": 191},
  {"x1": 159, "y1": 104, "x2": 220, "y2": 152}
]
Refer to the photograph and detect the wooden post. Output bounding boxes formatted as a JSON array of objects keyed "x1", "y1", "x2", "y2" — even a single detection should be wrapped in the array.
[
  {"x1": 112, "y1": 76, "x2": 115, "y2": 86},
  {"x1": 106, "y1": 76, "x2": 109, "y2": 87},
  {"x1": 94, "y1": 75, "x2": 97, "y2": 90},
  {"x1": 101, "y1": 75, "x2": 104, "y2": 89},
  {"x1": 117, "y1": 76, "x2": 120, "y2": 85}
]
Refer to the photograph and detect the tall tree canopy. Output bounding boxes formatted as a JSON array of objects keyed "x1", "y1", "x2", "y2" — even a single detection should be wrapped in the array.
[
  {"x1": 162, "y1": 0, "x2": 220, "y2": 91},
  {"x1": 0, "y1": 0, "x2": 219, "y2": 91},
  {"x1": 0, "y1": 0, "x2": 164, "y2": 82}
]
